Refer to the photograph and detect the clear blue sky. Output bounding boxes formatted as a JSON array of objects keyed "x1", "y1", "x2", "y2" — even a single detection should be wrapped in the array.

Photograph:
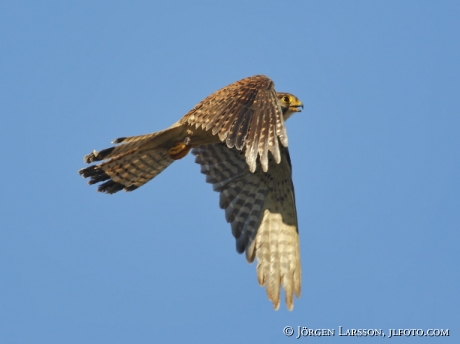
[{"x1": 1, "y1": 1, "x2": 459, "y2": 343}]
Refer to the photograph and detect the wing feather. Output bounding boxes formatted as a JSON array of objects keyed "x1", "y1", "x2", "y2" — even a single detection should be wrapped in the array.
[
  {"x1": 79, "y1": 127, "x2": 186, "y2": 193},
  {"x1": 183, "y1": 75, "x2": 286, "y2": 172},
  {"x1": 79, "y1": 148, "x2": 173, "y2": 193},
  {"x1": 192, "y1": 142, "x2": 301, "y2": 310}
]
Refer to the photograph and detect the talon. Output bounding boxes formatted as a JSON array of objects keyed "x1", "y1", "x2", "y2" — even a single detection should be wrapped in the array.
[{"x1": 168, "y1": 137, "x2": 192, "y2": 160}]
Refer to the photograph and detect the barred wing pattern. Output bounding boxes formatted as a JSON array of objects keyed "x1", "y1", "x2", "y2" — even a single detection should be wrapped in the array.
[
  {"x1": 80, "y1": 144, "x2": 174, "y2": 194},
  {"x1": 79, "y1": 126, "x2": 191, "y2": 193},
  {"x1": 192, "y1": 143, "x2": 301, "y2": 310},
  {"x1": 79, "y1": 75, "x2": 303, "y2": 309},
  {"x1": 182, "y1": 75, "x2": 288, "y2": 173}
]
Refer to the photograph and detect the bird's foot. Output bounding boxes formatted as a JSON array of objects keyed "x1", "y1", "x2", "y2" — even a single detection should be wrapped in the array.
[{"x1": 168, "y1": 137, "x2": 191, "y2": 160}]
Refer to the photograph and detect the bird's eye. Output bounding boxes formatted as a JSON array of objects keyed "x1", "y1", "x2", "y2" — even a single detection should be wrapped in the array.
[{"x1": 282, "y1": 96, "x2": 290, "y2": 103}]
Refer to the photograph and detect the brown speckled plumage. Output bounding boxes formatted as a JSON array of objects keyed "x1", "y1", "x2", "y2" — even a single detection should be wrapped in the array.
[
  {"x1": 79, "y1": 75, "x2": 303, "y2": 310},
  {"x1": 180, "y1": 75, "x2": 288, "y2": 172}
]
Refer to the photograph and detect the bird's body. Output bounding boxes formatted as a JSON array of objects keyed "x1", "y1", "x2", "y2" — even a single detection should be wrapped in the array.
[{"x1": 79, "y1": 75, "x2": 303, "y2": 310}]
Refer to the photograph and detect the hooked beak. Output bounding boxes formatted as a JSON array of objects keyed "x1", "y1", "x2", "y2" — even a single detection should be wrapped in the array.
[{"x1": 290, "y1": 99, "x2": 304, "y2": 112}]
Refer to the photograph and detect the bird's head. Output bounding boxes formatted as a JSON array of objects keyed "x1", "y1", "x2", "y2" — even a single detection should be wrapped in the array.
[{"x1": 277, "y1": 93, "x2": 303, "y2": 121}]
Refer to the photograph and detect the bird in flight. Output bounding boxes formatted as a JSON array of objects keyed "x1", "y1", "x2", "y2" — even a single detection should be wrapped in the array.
[{"x1": 79, "y1": 75, "x2": 303, "y2": 310}]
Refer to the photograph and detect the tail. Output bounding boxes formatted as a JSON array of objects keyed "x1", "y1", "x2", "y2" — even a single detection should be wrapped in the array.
[{"x1": 79, "y1": 126, "x2": 185, "y2": 194}]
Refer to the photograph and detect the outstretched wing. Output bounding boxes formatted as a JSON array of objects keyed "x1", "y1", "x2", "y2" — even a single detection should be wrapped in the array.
[
  {"x1": 79, "y1": 147, "x2": 173, "y2": 194},
  {"x1": 79, "y1": 126, "x2": 187, "y2": 193},
  {"x1": 182, "y1": 75, "x2": 288, "y2": 173},
  {"x1": 192, "y1": 143, "x2": 301, "y2": 310},
  {"x1": 79, "y1": 129, "x2": 183, "y2": 194}
]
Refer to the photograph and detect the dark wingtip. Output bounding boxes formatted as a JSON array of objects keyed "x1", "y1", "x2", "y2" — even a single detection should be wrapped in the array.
[
  {"x1": 80, "y1": 162, "x2": 133, "y2": 194},
  {"x1": 79, "y1": 165, "x2": 111, "y2": 185},
  {"x1": 83, "y1": 151, "x2": 98, "y2": 164},
  {"x1": 83, "y1": 147, "x2": 116, "y2": 163},
  {"x1": 124, "y1": 185, "x2": 139, "y2": 192},
  {"x1": 112, "y1": 137, "x2": 126, "y2": 144},
  {"x1": 79, "y1": 165, "x2": 97, "y2": 178},
  {"x1": 97, "y1": 180, "x2": 125, "y2": 194}
]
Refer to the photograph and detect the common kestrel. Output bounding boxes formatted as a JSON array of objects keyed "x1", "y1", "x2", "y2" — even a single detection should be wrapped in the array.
[{"x1": 79, "y1": 75, "x2": 303, "y2": 310}]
